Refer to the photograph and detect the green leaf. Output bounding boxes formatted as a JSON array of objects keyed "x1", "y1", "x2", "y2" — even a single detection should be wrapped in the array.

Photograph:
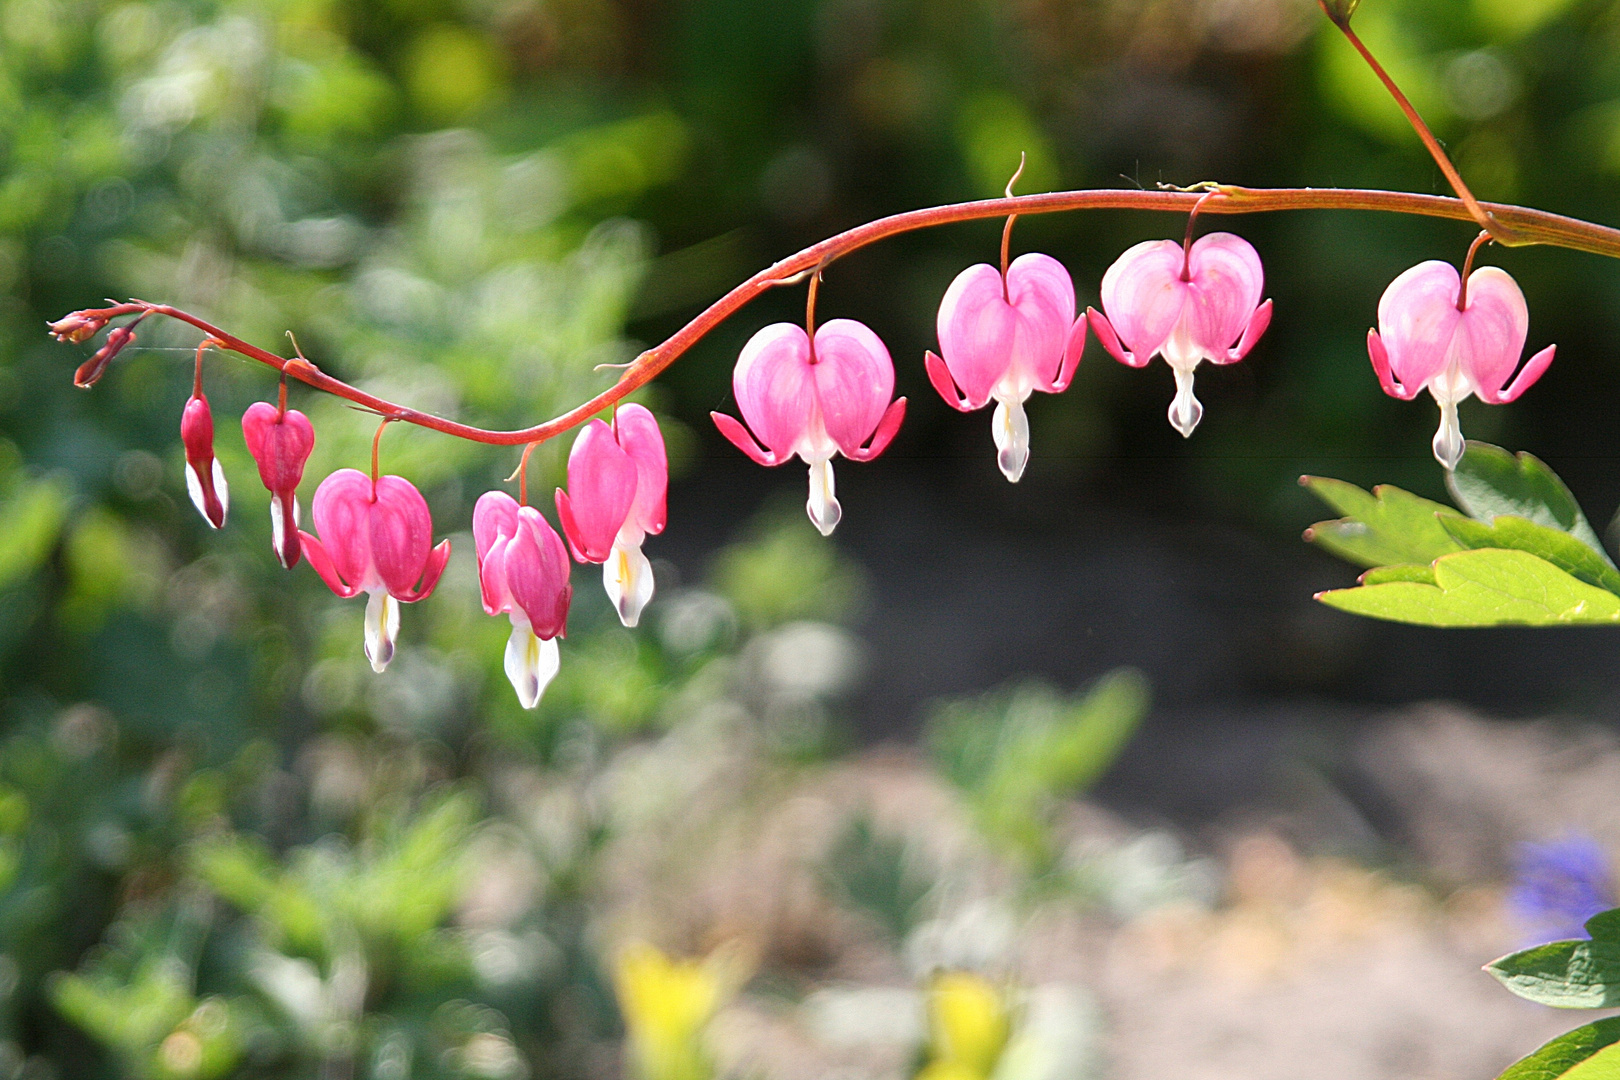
[
  {"x1": 1317, "y1": 548, "x2": 1620, "y2": 627},
  {"x1": 1439, "y1": 515, "x2": 1620, "y2": 596},
  {"x1": 1359, "y1": 564, "x2": 1437, "y2": 585},
  {"x1": 1449, "y1": 442, "x2": 1611, "y2": 563},
  {"x1": 0, "y1": 476, "x2": 69, "y2": 591},
  {"x1": 1487, "y1": 940, "x2": 1620, "y2": 1008},
  {"x1": 1300, "y1": 475, "x2": 1463, "y2": 568},
  {"x1": 1587, "y1": 909, "x2": 1620, "y2": 942},
  {"x1": 1497, "y1": 1018, "x2": 1620, "y2": 1080}
]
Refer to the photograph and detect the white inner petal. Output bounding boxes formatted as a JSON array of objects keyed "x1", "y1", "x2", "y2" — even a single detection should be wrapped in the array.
[
  {"x1": 604, "y1": 538, "x2": 655, "y2": 628},
  {"x1": 1168, "y1": 367, "x2": 1204, "y2": 438},
  {"x1": 184, "y1": 462, "x2": 208, "y2": 522},
  {"x1": 270, "y1": 497, "x2": 288, "y2": 566},
  {"x1": 1432, "y1": 398, "x2": 1465, "y2": 471},
  {"x1": 211, "y1": 457, "x2": 229, "y2": 518},
  {"x1": 991, "y1": 397, "x2": 1030, "y2": 483},
  {"x1": 504, "y1": 620, "x2": 560, "y2": 710},
  {"x1": 363, "y1": 591, "x2": 400, "y2": 674},
  {"x1": 806, "y1": 456, "x2": 841, "y2": 537}
]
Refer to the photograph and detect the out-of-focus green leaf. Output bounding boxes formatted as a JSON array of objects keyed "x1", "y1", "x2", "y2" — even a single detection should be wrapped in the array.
[
  {"x1": 1448, "y1": 442, "x2": 1611, "y2": 563},
  {"x1": 1496, "y1": 1018, "x2": 1620, "y2": 1080},
  {"x1": 1440, "y1": 514, "x2": 1620, "y2": 595},
  {"x1": 0, "y1": 477, "x2": 69, "y2": 591},
  {"x1": 1301, "y1": 475, "x2": 1464, "y2": 568},
  {"x1": 1589, "y1": 909, "x2": 1620, "y2": 941},
  {"x1": 1488, "y1": 940, "x2": 1620, "y2": 1008},
  {"x1": 1317, "y1": 548, "x2": 1620, "y2": 626},
  {"x1": 711, "y1": 513, "x2": 862, "y2": 629}
]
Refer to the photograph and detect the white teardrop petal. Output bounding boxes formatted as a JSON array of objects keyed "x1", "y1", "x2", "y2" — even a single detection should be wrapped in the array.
[
  {"x1": 269, "y1": 497, "x2": 288, "y2": 567},
  {"x1": 504, "y1": 621, "x2": 560, "y2": 710},
  {"x1": 1433, "y1": 398, "x2": 1465, "y2": 471},
  {"x1": 185, "y1": 462, "x2": 208, "y2": 523},
  {"x1": 806, "y1": 457, "x2": 841, "y2": 537},
  {"x1": 212, "y1": 457, "x2": 229, "y2": 519},
  {"x1": 991, "y1": 398, "x2": 1030, "y2": 483},
  {"x1": 1169, "y1": 367, "x2": 1204, "y2": 438},
  {"x1": 604, "y1": 539, "x2": 655, "y2": 628},
  {"x1": 363, "y1": 591, "x2": 400, "y2": 674}
]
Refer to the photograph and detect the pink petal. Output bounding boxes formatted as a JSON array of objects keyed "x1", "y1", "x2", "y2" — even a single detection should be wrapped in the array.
[
  {"x1": 1099, "y1": 239, "x2": 1187, "y2": 362},
  {"x1": 507, "y1": 507, "x2": 573, "y2": 640},
  {"x1": 368, "y1": 474, "x2": 434, "y2": 598},
  {"x1": 1367, "y1": 329, "x2": 1417, "y2": 400},
  {"x1": 1223, "y1": 298, "x2": 1273, "y2": 364},
  {"x1": 473, "y1": 490, "x2": 521, "y2": 566},
  {"x1": 936, "y1": 263, "x2": 1016, "y2": 407},
  {"x1": 1044, "y1": 314, "x2": 1087, "y2": 393},
  {"x1": 614, "y1": 404, "x2": 668, "y2": 538},
  {"x1": 925, "y1": 350, "x2": 979, "y2": 411},
  {"x1": 734, "y1": 323, "x2": 816, "y2": 459},
  {"x1": 845, "y1": 397, "x2": 907, "y2": 462},
  {"x1": 397, "y1": 538, "x2": 451, "y2": 602},
  {"x1": 1183, "y1": 233, "x2": 1265, "y2": 356},
  {"x1": 242, "y1": 402, "x2": 315, "y2": 494},
  {"x1": 554, "y1": 488, "x2": 589, "y2": 563},
  {"x1": 1377, "y1": 260, "x2": 1463, "y2": 392},
  {"x1": 1086, "y1": 308, "x2": 1144, "y2": 367},
  {"x1": 479, "y1": 533, "x2": 513, "y2": 616},
  {"x1": 1454, "y1": 265, "x2": 1530, "y2": 399},
  {"x1": 298, "y1": 531, "x2": 361, "y2": 598},
  {"x1": 1485, "y1": 343, "x2": 1556, "y2": 405},
  {"x1": 711, "y1": 412, "x2": 778, "y2": 465},
  {"x1": 561, "y1": 419, "x2": 638, "y2": 562},
  {"x1": 1004, "y1": 253, "x2": 1075, "y2": 390},
  {"x1": 311, "y1": 469, "x2": 378, "y2": 592},
  {"x1": 811, "y1": 318, "x2": 895, "y2": 456}
]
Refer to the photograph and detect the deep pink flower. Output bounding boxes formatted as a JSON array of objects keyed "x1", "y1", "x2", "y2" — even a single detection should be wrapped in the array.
[
  {"x1": 711, "y1": 319, "x2": 906, "y2": 536},
  {"x1": 554, "y1": 404, "x2": 667, "y2": 627},
  {"x1": 242, "y1": 402, "x2": 316, "y2": 569},
  {"x1": 474, "y1": 491, "x2": 573, "y2": 709},
  {"x1": 180, "y1": 392, "x2": 229, "y2": 529},
  {"x1": 1087, "y1": 232, "x2": 1272, "y2": 437},
  {"x1": 298, "y1": 469, "x2": 451, "y2": 673},
  {"x1": 1367, "y1": 260, "x2": 1556, "y2": 469},
  {"x1": 925, "y1": 253, "x2": 1085, "y2": 481}
]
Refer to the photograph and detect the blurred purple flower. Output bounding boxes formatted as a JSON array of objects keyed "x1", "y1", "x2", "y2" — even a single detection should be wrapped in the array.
[{"x1": 1510, "y1": 835, "x2": 1617, "y2": 944}]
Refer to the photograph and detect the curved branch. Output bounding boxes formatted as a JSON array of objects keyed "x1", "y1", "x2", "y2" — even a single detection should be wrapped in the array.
[{"x1": 64, "y1": 185, "x2": 1620, "y2": 447}]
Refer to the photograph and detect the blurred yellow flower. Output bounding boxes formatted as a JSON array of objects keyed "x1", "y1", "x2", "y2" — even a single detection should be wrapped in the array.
[
  {"x1": 919, "y1": 972, "x2": 1011, "y2": 1080},
  {"x1": 613, "y1": 941, "x2": 748, "y2": 1080}
]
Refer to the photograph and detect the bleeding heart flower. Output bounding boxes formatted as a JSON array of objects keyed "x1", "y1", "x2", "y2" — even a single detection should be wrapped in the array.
[
  {"x1": 1087, "y1": 232, "x2": 1273, "y2": 437},
  {"x1": 181, "y1": 392, "x2": 229, "y2": 529},
  {"x1": 554, "y1": 404, "x2": 667, "y2": 628},
  {"x1": 926, "y1": 253, "x2": 1085, "y2": 481},
  {"x1": 242, "y1": 402, "x2": 316, "y2": 568},
  {"x1": 474, "y1": 491, "x2": 572, "y2": 709},
  {"x1": 298, "y1": 469, "x2": 451, "y2": 673},
  {"x1": 1367, "y1": 260, "x2": 1556, "y2": 469},
  {"x1": 711, "y1": 319, "x2": 907, "y2": 536}
]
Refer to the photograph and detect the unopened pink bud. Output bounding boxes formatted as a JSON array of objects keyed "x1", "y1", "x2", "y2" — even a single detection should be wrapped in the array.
[
  {"x1": 49, "y1": 311, "x2": 110, "y2": 344},
  {"x1": 474, "y1": 490, "x2": 573, "y2": 708},
  {"x1": 74, "y1": 326, "x2": 134, "y2": 388},
  {"x1": 242, "y1": 402, "x2": 316, "y2": 568},
  {"x1": 180, "y1": 393, "x2": 229, "y2": 529}
]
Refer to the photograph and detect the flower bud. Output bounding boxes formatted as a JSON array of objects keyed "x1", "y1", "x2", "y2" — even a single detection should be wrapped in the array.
[
  {"x1": 242, "y1": 402, "x2": 316, "y2": 568},
  {"x1": 49, "y1": 311, "x2": 110, "y2": 344},
  {"x1": 180, "y1": 393, "x2": 229, "y2": 529},
  {"x1": 74, "y1": 326, "x2": 134, "y2": 389}
]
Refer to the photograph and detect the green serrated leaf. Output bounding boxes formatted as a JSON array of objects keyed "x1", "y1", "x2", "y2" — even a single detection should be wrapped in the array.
[
  {"x1": 1317, "y1": 548, "x2": 1620, "y2": 627},
  {"x1": 1487, "y1": 940, "x2": 1620, "y2": 1008},
  {"x1": 1440, "y1": 516, "x2": 1620, "y2": 596},
  {"x1": 1498, "y1": 1018, "x2": 1620, "y2": 1080},
  {"x1": 1300, "y1": 475, "x2": 1464, "y2": 568},
  {"x1": 1359, "y1": 564, "x2": 1437, "y2": 585},
  {"x1": 1449, "y1": 442, "x2": 1612, "y2": 564},
  {"x1": 1587, "y1": 910, "x2": 1620, "y2": 942}
]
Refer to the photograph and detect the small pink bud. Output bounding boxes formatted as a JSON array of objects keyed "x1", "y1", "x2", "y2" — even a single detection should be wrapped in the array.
[
  {"x1": 49, "y1": 310, "x2": 110, "y2": 344},
  {"x1": 242, "y1": 402, "x2": 317, "y2": 568},
  {"x1": 711, "y1": 319, "x2": 906, "y2": 536},
  {"x1": 474, "y1": 491, "x2": 573, "y2": 708},
  {"x1": 180, "y1": 393, "x2": 229, "y2": 529},
  {"x1": 554, "y1": 404, "x2": 668, "y2": 627},
  {"x1": 297, "y1": 469, "x2": 451, "y2": 673},
  {"x1": 1087, "y1": 232, "x2": 1272, "y2": 438},
  {"x1": 74, "y1": 326, "x2": 134, "y2": 389},
  {"x1": 927, "y1": 252, "x2": 1083, "y2": 481},
  {"x1": 1367, "y1": 260, "x2": 1555, "y2": 469}
]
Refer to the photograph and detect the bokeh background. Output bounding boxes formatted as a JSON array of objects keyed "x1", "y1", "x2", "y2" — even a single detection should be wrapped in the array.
[{"x1": 6, "y1": 0, "x2": 1620, "y2": 1076}]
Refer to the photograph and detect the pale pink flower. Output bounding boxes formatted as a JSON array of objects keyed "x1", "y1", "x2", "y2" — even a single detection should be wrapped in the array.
[
  {"x1": 1367, "y1": 260, "x2": 1556, "y2": 469},
  {"x1": 926, "y1": 253, "x2": 1085, "y2": 481},
  {"x1": 554, "y1": 404, "x2": 667, "y2": 627},
  {"x1": 1087, "y1": 232, "x2": 1273, "y2": 437},
  {"x1": 298, "y1": 469, "x2": 451, "y2": 673},
  {"x1": 180, "y1": 392, "x2": 229, "y2": 529},
  {"x1": 474, "y1": 491, "x2": 573, "y2": 709},
  {"x1": 242, "y1": 402, "x2": 316, "y2": 568},
  {"x1": 712, "y1": 319, "x2": 906, "y2": 536}
]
